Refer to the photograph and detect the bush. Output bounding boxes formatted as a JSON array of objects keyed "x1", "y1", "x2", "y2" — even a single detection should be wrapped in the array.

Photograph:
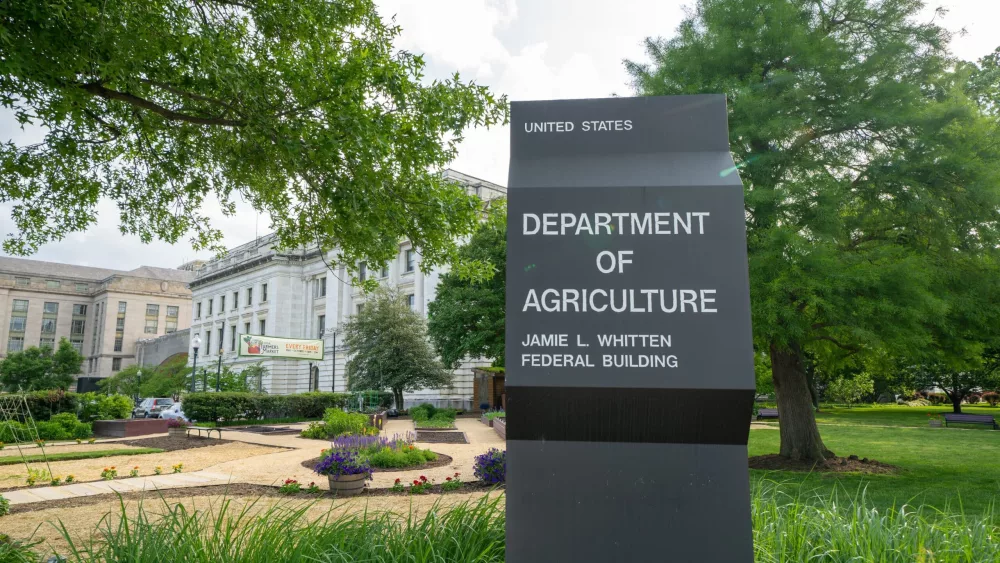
[
  {"x1": 982, "y1": 392, "x2": 1000, "y2": 407},
  {"x1": 368, "y1": 446, "x2": 437, "y2": 468},
  {"x1": 0, "y1": 493, "x2": 9, "y2": 516},
  {"x1": 22, "y1": 389, "x2": 79, "y2": 421},
  {"x1": 473, "y1": 448, "x2": 506, "y2": 484},
  {"x1": 926, "y1": 392, "x2": 947, "y2": 405},
  {"x1": 182, "y1": 392, "x2": 352, "y2": 423},
  {"x1": 48, "y1": 413, "x2": 92, "y2": 439},
  {"x1": 323, "y1": 409, "x2": 371, "y2": 436},
  {"x1": 34, "y1": 421, "x2": 69, "y2": 440},
  {"x1": 966, "y1": 393, "x2": 981, "y2": 405},
  {"x1": 410, "y1": 404, "x2": 456, "y2": 422}
]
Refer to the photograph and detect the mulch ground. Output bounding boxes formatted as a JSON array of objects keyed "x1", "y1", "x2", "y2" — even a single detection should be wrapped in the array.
[
  {"x1": 299, "y1": 453, "x2": 454, "y2": 473},
  {"x1": 749, "y1": 454, "x2": 899, "y2": 474},
  {"x1": 117, "y1": 436, "x2": 283, "y2": 453},
  {"x1": 415, "y1": 431, "x2": 469, "y2": 444},
  {"x1": 5, "y1": 481, "x2": 504, "y2": 515}
]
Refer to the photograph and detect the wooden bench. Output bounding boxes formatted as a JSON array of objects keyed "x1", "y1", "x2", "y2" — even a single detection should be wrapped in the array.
[
  {"x1": 756, "y1": 408, "x2": 779, "y2": 420},
  {"x1": 943, "y1": 413, "x2": 998, "y2": 429},
  {"x1": 186, "y1": 426, "x2": 223, "y2": 439}
]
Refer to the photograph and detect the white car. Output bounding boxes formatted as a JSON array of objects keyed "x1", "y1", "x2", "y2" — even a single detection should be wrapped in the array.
[{"x1": 159, "y1": 403, "x2": 191, "y2": 423}]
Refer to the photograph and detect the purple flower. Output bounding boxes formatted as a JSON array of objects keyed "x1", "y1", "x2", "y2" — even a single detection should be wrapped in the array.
[
  {"x1": 314, "y1": 450, "x2": 372, "y2": 479},
  {"x1": 473, "y1": 448, "x2": 506, "y2": 484}
]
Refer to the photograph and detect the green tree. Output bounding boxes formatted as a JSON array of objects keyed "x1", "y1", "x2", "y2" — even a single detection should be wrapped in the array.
[
  {"x1": 0, "y1": 338, "x2": 83, "y2": 391},
  {"x1": 345, "y1": 287, "x2": 451, "y2": 409},
  {"x1": 428, "y1": 199, "x2": 507, "y2": 367},
  {"x1": 98, "y1": 364, "x2": 142, "y2": 396},
  {"x1": 137, "y1": 355, "x2": 190, "y2": 397},
  {"x1": 0, "y1": 0, "x2": 507, "y2": 273},
  {"x1": 904, "y1": 351, "x2": 1000, "y2": 414},
  {"x1": 824, "y1": 373, "x2": 875, "y2": 407},
  {"x1": 628, "y1": 0, "x2": 1000, "y2": 460}
]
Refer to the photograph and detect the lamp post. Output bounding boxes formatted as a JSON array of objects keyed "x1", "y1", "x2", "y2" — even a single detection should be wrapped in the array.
[
  {"x1": 135, "y1": 369, "x2": 142, "y2": 407},
  {"x1": 331, "y1": 330, "x2": 337, "y2": 393},
  {"x1": 215, "y1": 347, "x2": 223, "y2": 392},
  {"x1": 308, "y1": 361, "x2": 313, "y2": 392},
  {"x1": 190, "y1": 333, "x2": 202, "y2": 393}
]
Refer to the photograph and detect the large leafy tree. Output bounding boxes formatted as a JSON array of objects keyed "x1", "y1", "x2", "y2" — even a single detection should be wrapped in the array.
[
  {"x1": 628, "y1": 0, "x2": 1000, "y2": 460},
  {"x1": 344, "y1": 287, "x2": 451, "y2": 409},
  {"x1": 428, "y1": 199, "x2": 507, "y2": 368},
  {"x1": 906, "y1": 352, "x2": 1000, "y2": 414},
  {"x1": 0, "y1": 0, "x2": 507, "y2": 270},
  {"x1": 0, "y1": 338, "x2": 84, "y2": 391}
]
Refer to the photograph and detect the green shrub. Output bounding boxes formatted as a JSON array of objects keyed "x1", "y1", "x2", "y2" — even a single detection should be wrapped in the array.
[
  {"x1": 34, "y1": 421, "x2": 69, "y2": 440},
  {"x1": 49, "y1": 412, "x2": 92, "y2": 439},
  {"x1": 409, "y1": 403, "x2": 436, "y2": 421},
  {"x1": 369, "y1": 446, "x2": 437, "y2": 468},
  {"x1": 99, "y1": 394, "x2": 133, "y2": 420},
  {"x1": 323, "y1": 409, "x2": 370, "y2": 436},
  {"x1": 300, "y1": 422, "x2": 329, "y2": 440},
  {"x1": 22, "y1": 389, "x2": 79, "y2": 421},
  {"x1": 0, "y1": 421, "x2": 28, "y2": 443},
  {"x1": 183, "y1": 392, "x2": 352, "y2": 423},
  {"x1": 0, "y1": 493, "x2": 9, "y2": 516}
]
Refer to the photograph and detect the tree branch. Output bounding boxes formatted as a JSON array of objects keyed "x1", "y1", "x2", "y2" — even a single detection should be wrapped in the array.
[
  {"x1": 78, "y1": 82, "x2": 245, "y2": 127},
  {"x1": 810, "y1": 334, "x2": 860, "y2": 352}
]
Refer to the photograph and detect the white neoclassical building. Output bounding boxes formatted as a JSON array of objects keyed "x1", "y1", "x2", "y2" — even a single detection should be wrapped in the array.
[{"x1": 187, "y1": 170, "x2": 505, "y2": 408}]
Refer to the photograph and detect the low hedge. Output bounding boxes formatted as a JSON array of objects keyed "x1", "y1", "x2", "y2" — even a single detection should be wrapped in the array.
[{"x1": 183, "y1": 392, "x2": 357, "y2": 423}]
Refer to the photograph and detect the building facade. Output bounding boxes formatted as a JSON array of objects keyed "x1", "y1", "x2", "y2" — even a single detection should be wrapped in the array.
[
  {"x1": 0, "y1": 258, "x2": 195, "y2": 380},
  {"x1": 187, "y1": 170, "x2": 505, "y2": 408}
]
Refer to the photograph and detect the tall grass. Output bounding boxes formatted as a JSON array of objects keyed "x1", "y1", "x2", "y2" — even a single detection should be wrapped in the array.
[
  {"x1": 37, "y1": 485, "x2": 1000, "y2": 562},
  {"x1": 56, "y1": 495, "x2": 505, "y2": 563}
]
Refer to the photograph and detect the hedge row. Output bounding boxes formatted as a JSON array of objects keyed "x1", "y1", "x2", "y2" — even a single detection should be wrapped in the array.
[
  {"x1": 182, "y1": 391, "x2": 388, "y2": 423},
  {"x1": 0, "y1": 390, "x2": 132, "y2": 422}
]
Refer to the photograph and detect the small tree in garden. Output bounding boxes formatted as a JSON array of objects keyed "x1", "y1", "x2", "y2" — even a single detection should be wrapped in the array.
[
  {"x1": 344, "y1": 288, "x2": 451, "y2": 409},
  {"x1": 0, "y1": 339, "x2": 83, "y2": 391},
  {"x1": 824, "y1": 374, "x2": 874, "y2": 407}
]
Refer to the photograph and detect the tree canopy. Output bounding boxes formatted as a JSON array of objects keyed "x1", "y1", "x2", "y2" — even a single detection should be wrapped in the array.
[
  {"x1": 344, "y1": 287, "x2": 451, "y2": 409},
  {"x1": 0, "y1": 338, "x2": 84, "y2": 391},
  {"x1": 628, "y1": 0, "x2": 1000, "y2": 460},
  {"x1": 0, "y1": 0, "x2": 507, "y2": 271},
  {"x1": 428, "y1": 199, "x2": 506, "y2": 368}
]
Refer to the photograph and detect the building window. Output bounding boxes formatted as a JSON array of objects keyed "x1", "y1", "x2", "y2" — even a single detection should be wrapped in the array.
[
  {"x1": 72, "y1": 319, "x2": 86, "y2": 335},
  {"x1": 217, "y1": 328, "x2": 224, "y2": 353},
  {"x1": 244, "y1": 322, "x2": 251, "y2": 336},
  {"x1": 46, "y1": 279, "x2": 60, "y2": 289},
  {"x1": 314, "y1": 277, "x2": 326, "y2": 297},
  {"x1": 196, "y1": 302, "x2": 202, "y2": 318},
  {"x1": 15, "y1": 277, "x2": 29, "y2": 286},
  {"x1": 233, "y1": 291, "x2": 239, "y2": 309},
  {"x1": 231, "y1": 326, "x2": 237, "y2": 351},
  {"x1": 380, "y1": 266, "x2": 389, "y2": 278},
  {"x1": 43, "y1": 302, "x2": 59, "y2": 314},
  {"x1": 118, "y1": 301, "x2": 127, "y2": 314},
  {"x1": 247, "y1": 287, "x2": 253, "y2": 305},
  {"x1": 144, "y1": 319, "x2": 158, "y2": 334},
  {"x1": 165, "y1": 320, "x2": 177, "y2": 333},
  {"x1": 70, "y1": 338, "x2": 83, "y2": 353},
  {"x1": 41, "y1": 318, "x2": 56, "y2": 334},
  {"x1": 356, "y1": 303, "x2": 364, "y2": 315},
  {"x1": 358, "y1": 262, "x2": 367, "y2": 282},
  {"x1": 146, "y1": 304, "x2": 160, "y2": 317},
  {"x1": 73, "y1": 304, "x2": 87, "y2": 315},
  {"x1": 258, "y1": 319, "x2": 266, "y2": 335},
  {"x1": 7, "y1": 336, "x2": 24, "y2": 353},
  {"x1": 9, "y1": 316, "x2": 26, "y2": 332},
  {"x1": 405, "y1": 249, "x2": 415, "y2": 272},
  {"x1": 262, "y1": 283, "x2": 268, "y2": 303},
  {"x1": 114, "y1": 337, "x2": 123, "y2": 352},
  {"x1": 407, "y1": 294, "x2": 416, "y2": 310},
  {"x1": 206, "y1": 332, "x2": 212, "y2": 354},
  {"x1": 12, "y1": 299, "x2": 28, "y2": 312},
  {"x1": 40, "y1": 337, "x2": 54, "y2": 349},
  {"x1": 207, "y1": 299, "x2": 213, "y2": 316},
  {"x1": 317, "y1": 315, "x2": 325, "y2": 339},
  {"x1": 75, "y1": 283, "x2": 88, "y2": 293},
  {"x1": 112, "y1": 358, "x2": 122, "y2": 371},
  {"x1": 219, "y1": 296, "x2": 225, "y2": 311},
  {"x1": 166, "y1": 306, "x2": 179, "y2": 318},
  {"x1": 116, "y1": 317, "x2": 125, "y2": 330}
]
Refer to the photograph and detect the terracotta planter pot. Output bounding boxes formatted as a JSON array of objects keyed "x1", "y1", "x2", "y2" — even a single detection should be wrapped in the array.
[
  {"x1": 327, "y1": 473, "x2": 368, "y2": 496},
  {"x1": 168, "y1": 427, "x2": 188, "y2": 438}
]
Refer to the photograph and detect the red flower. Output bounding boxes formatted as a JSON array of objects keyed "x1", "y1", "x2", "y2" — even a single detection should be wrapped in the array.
[
  {"x1": 413, "y1": 480, "x2": 420, "y2": 485},
  {"x1": 394, "y1": 478, "x2": 401, "y2": 484},
  {"x1": 419, "y1": 475, "x2": 427, "y2": 482},
  {"x1": 446, "y1": 477, "x2": 452, "y2": 481}
]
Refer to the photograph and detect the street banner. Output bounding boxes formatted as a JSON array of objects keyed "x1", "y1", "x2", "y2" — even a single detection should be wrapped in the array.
[{"x1": 238, "y1": 334, "x2": 324, "y2": 360}]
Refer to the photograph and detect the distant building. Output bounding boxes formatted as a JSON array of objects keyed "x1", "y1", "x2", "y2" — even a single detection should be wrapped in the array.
[
  {"x1": 187, "y1": 170, "x2": 505, "y2": 408},
  {"x1": 0, "y1": 257, "x2": 195, "y2": 380}
]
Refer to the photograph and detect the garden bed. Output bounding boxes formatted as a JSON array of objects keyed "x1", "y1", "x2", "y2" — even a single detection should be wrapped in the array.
[
  {"x1": 227, "y1": 425, "x2": 301, "y2": 435},
  {"x1": 415, "y1": 430, "x2": 469, "y2": 444},
  {"x1": 492, "y1": 418, "x2": 506, "y2": 440},
  {"x1": 748, "y1": 454, "x2": 898, "y2": 474},
  {"x1": 92, "y1": 419, "x2": 168, "y2": 438},
  {"x1": 300, "y1": 453, "x2": 453, "y2": 473},
  {"x1": 118, "y1": 435, "x2": 245, "y2": 452}
]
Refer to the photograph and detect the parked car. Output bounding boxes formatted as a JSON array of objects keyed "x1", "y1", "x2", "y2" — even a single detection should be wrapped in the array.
[
  {"x1": 133, "y1": 398, "x2": 175, "y2": 419},
  {"x1": 159, "y1": 403, "x2": 190, "y2": 423}
]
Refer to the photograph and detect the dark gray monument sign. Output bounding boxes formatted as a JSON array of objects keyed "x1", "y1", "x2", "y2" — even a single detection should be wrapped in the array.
[{"x1": 506, "y1": 95, "x2": 755, "y2": 562}]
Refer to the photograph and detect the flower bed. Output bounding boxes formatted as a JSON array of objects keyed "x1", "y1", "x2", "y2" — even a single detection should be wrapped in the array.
[
  {"x1": 321, "y1": 432, "x2": 440, "y2": 470},
  {"x1": 93, "y1": 418, "x2": 168, "y2": 438},
  {"x1": 492, "y1": 417, "x2": 506, "y2": 440}
]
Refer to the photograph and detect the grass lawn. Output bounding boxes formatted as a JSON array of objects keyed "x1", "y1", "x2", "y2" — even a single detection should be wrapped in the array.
[
  {"x1": 0, "y1": 448, "x2": 164, "y2": 466},
  {"x1": 750, "y1": 406, "x2": 1000, "y2": 518}
]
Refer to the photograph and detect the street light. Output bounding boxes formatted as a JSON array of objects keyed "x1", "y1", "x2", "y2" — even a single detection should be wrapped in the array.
[
  {"x1": 190, "y1": 333, "x2": 202, "y2": 393},
  {"x1": 215, "y1": 347, "x2": 223, "y2": 392},
  {"x1": 135, "y1": 369, "x2": 142, "y2": 407}
]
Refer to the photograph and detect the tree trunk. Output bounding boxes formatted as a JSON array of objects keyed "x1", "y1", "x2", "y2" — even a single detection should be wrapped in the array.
[
  {"x1": 770, "y1": 341, "x2": 835, "y2": 462},
  {"x1": 393, "y1": 388, "x2": 404, "y2": 411},
  {"x1": 949, "y1": 391, "x2": 962, "y2": 414}
]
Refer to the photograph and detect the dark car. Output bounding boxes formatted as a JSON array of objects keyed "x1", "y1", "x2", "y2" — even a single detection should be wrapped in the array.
[{"x1": 133, "y1": 398, "x2": 175, "y2": 418}]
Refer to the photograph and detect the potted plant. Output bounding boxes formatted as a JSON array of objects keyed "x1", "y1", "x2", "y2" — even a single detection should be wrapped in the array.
[
  {"x1": 927, "y1": 414, "x2": 942, "y2": 428},
  {"x1": 313, "y1": 450, "x2": 372, "y2": 496},
  {"x1": 167, "y1": 418, "x2": 190, "y2": 437}
]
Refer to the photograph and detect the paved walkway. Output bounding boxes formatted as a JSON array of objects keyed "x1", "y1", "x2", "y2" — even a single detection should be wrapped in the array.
[{"x1": 2, "y1": 470, "x2": 234, "y2": 505}]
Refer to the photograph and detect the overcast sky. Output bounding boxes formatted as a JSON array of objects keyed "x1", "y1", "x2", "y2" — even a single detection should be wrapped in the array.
[{"x1": 1, "y1": 0, "x2": 997, "y2": 270}]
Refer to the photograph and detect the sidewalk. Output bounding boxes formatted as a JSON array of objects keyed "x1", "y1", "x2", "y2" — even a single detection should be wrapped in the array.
[{"x1": 2, "y1": 470, "x2": 234, "y2": 505}]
